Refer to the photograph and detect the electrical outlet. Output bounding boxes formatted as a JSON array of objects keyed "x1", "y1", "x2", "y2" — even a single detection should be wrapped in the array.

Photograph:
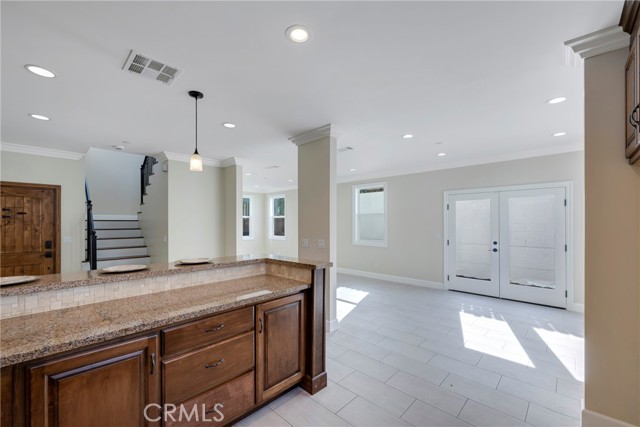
[
  {"x1": 302, "y1": 239, "x2": 309, "y2": 248},
  {"x1": 318, "y1": 239, "x2": 325, "y2": 249},
  {"x1": 163, "y1": 235, "x2": 168, "y2": 243}
]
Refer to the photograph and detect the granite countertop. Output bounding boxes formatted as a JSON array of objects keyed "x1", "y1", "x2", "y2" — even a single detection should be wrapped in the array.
[
  {"x1": 0, "y1": 254, "x2": 330, "y2": 297},
  {"x1": 0, "y1": 274, "x2": 310, "y2": 366}
]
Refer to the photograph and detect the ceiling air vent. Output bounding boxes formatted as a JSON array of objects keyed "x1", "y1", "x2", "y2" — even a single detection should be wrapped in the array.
[
  {"x1": 122, "y1": 50, "x2": 182, "y2": 86},
  {"x1": 338, "y1": 146, "x2": 354, "y2": 153}
]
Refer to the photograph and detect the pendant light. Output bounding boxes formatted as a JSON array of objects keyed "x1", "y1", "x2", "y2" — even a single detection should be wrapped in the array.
[{"x1": 188, "y1": 90, "x2": 204, "y2": 172}]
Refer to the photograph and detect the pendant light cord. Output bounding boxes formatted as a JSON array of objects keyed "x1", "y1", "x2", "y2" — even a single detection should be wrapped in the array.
[{"x1": 194, "y1": 96, "x2": 198, "y2": 153}]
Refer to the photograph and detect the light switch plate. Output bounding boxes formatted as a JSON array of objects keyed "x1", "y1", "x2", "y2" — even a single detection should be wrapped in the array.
[
  {"x1": 302, "y1": 239, "x2": 309, "y2": 248},
  {"x1": 63, "y1": 236, "x2": 72, "y2": 244},
  {"x1": 318, "y1": 239, "x2": 325, "y2": 249}
]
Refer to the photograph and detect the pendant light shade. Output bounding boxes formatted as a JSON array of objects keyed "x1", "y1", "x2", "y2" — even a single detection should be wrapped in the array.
[{"x1": 188, "y1": 90, "x2": 204, "y2": 172}]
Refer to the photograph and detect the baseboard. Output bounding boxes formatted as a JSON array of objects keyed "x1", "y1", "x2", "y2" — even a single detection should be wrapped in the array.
[
  {"x1": 568, "y1": 302, "x2": 584, "y2": 313},
  {"x1": 92, "y1": 214, "x2": 138, "y2": 220},
  {"x1": 337, "y1": 268, "x2": 444, "y2": 290},
  {"x1": 582, "y1": 409, "x2": 638, "y2": 427},
  {"x1": 326, "y1": 318, "x2": 339, "y2": 333}
]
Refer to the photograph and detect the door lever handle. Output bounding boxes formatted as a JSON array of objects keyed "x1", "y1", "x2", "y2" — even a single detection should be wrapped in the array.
[{"x1": 488, "y1": 248, "x2": 498, "y2": 252}]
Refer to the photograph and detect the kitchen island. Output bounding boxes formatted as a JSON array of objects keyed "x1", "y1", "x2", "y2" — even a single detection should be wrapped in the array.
[{"x1": 0, "y1": 255, "x2": 329, "y2": 427}]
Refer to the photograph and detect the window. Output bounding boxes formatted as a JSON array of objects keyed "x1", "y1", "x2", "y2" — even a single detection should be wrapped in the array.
[
  {"x1": 270, "y1": 195, "x2": 286, "y2": 239},
  {"x1": 353, "y1": 183, "x2": 387, "y2": 247},
  {"x1": 242, "y1": 196, "x2": 253, "y2": 239}
]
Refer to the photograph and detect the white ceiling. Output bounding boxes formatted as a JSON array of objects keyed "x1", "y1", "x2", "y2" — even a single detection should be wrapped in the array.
[{"x1": 1, "y1": 1, "x2": 622, "y2": 192}]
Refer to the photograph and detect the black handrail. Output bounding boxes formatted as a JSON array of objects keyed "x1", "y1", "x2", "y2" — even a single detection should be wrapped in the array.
[
  {"x1": 84, "y1": 178, "x2": 97, "y2": 270},
  {"x1": 140, "y1": 156, "x2": 158, "y2": 205}
]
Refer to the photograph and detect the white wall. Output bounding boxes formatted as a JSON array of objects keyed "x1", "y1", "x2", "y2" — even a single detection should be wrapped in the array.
[
  {"x1": 337, "y1": 151, "x2": 585, "y2": 306},
  {"x1": 138, "y1": 160, "x2": 168, "y2": 264},
  {"x1": 264, "y1": 189, "x2": 298, "y2": 258},
  {"x1": 167, "y1": 160, "x2": 225, "y2": 261},
  {"x1": 84, "y1": 148, "x2": 144, "y2": 215},
  {"x1": 237, "y1": 192, "x2": 266, "y2": 255},
  {"x1": 0, "y1": 151, "x2": 85, "y2": 273}
]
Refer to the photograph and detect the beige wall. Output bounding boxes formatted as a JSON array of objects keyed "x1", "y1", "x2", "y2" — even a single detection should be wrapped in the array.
[
  {"x1": 138, "y1": 160, "x2": 168, "y2": 264},
  {"x1": 0, "y1": 151, "x2": 85, "y2": 273},
  {"x1": 167, "y1": 160, "x2": 225, "y2": 261},
  {"x1": 583, "y1": 47, "x2": 640, "y2": 425},
  {"x1": 337, "y1": 151, "x2": 585, "y2": 306},
  {"x1": 84, "y1": 148, "x2": 144, "y2": 215},
  {"x1": 223, "y1": 165, "x2": 242, "y2": 256},
  {"x1": 265, "y1": 189, "x2": 298, "y2": 258}
]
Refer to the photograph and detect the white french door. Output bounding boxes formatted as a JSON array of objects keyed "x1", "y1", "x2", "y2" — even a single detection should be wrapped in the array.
[{"x1": 446, "y1": 185, "x2": 568, "y2": 308}]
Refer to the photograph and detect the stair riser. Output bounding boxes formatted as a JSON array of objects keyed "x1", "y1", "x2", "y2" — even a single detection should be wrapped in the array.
[
  {"x1": 81, "y1": 257, "x2": 151, "y2": 271},
  {"x1": 97, "y1": 238, "x2": 145, "y2": 249},
  {"x1": 92, "y1": 220, "x2": 139, "y2": 229},
  {"x1": 97, "y1": 247, "x2": 148, "y2": 258},
  {"x1": 95, "y1": 229, "x2": 142, "y2": 238}
]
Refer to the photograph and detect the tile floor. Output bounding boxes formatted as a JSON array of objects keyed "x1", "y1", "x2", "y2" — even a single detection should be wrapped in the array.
[{"x1": 237, "y1": 274, "x2": 584, "y2": 427}]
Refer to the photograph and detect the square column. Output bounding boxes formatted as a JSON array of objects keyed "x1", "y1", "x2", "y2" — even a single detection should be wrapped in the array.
[{"x1": 291, "y1": 124, "x2": 338, "y2": 331}]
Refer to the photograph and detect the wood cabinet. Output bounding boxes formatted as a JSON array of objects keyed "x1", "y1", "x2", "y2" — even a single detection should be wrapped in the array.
[
  {"x1": 256, "y1": 293, "x2": 306, "y2": 403},
  {"x1": 27, "y1": 335, "x2": 160, "y2": 427}
]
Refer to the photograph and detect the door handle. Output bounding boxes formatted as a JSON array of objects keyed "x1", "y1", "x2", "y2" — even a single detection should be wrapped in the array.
[
  {"x1": 488, "y1": 248, "x2": 498, "y2": 252},
  {"x1": 44, "y1": 251, "x2": 53, "y2": 258}
]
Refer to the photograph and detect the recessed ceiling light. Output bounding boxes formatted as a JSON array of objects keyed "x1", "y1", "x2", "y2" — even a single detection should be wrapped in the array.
[
  {"x1": 349, "y1": 168, "x2": 356, "y2": 172},
  {"x1": 29, "y1": 113, "x2": 50, "y2": 121},
  {"x1": 547, "y1": 97, "x2": 567, "y2": 105},
  {"x1": 402, "y1": 134, "x2": 414, "y2": 139},
  {"x1": 113, "y1": 145, "x2": 125, "y2": 150},
  {"x1": 245, "y1": 173, "x2": 252, "y2": 176},
  {"x1": 437, "y1": 152, "x2": 447, "y2": 157},
  {"x1": 25, "y1": 64, "x2": 55, "y2": 78},
  {"x1": 254, "y1": 185, "x2": 261, "y2": 188},
  {"x1": 222, "y1": 122, "x2": 236, "y2": 129},
  {"x1": 286, "y1": 25, "x2": 310, "y2": 43},
  {"x1": 288, "y1": 179, "x2": 294, "y2": 183},
  {"x1": 552, "y1": 132, "x2": 567, "y2": 137}
]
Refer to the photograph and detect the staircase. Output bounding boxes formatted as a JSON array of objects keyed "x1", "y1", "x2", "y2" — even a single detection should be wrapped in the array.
[{"x1": 82, "y1": 215, "x2": 150, "y2": 270}]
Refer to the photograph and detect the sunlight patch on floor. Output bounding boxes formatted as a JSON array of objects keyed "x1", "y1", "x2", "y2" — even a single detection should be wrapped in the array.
[
  {"x1": 336, "y1": 287, "x2": 370, "y2": 322},
  {"x1": 534, "y1": 327, "x2": 584, "y2": 381},
  {"x1": 459, "y1": 311, "x2": 534, "y2": 366}
]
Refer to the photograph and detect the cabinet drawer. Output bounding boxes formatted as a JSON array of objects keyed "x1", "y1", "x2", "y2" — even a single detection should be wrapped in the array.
[
  {"x1": 164, "y1": 370, "x2": 255, "y2": 427},
  {"x1": 163, "y1": 331, "x2": 254, "y2": 404},
  {"x1": 163, "y1": 307, "x2": 254, "y2": 357}
]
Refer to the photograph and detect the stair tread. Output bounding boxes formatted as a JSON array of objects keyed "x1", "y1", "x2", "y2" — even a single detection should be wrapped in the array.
[
  {"x1": 98, "y1": 246, "x2": 147, "y2": 250},
  {"x1": 97, "y1": 237, "x2": 143, "y2": 240},
  {"x1": 97, "y1": 255, "x2": 150, "y2": 261}
]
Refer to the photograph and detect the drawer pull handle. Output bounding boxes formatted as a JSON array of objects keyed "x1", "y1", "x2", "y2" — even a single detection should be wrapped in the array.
[
  {"x1": 205, "y1": 324, "x2": 225, "y2": 333},
  {"x1": 150, "y1": 352, "x2": 156, "y2": 375},
  {"x1": 205, "y1": 358, "x2": 224, "y2": 369}
]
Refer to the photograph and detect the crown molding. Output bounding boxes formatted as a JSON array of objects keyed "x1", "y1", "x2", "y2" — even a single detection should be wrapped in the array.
[
  {"x1": 0, "y1": 141, "x2": 85, "y2": 160},
  {"x1": 161, "y1": 151, "x2": 222, "y2": 167},
  {"x1": 220, "y1": 157, "x2": 243, "y2": 167},
  {"x1": 290, "y1": 124, "x2": 334, "y2": 146},
  {"x1": 337, "y1": 143, "x2": 584, "y2": 185},
  {"x1": 564, "y1": 26, "x2": 629, "y2": 59}
]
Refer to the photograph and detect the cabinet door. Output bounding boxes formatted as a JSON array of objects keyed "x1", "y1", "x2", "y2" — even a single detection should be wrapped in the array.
[
  {"x1": 626, "y1": 40, "x2": 640, "y2": 159},
  {"x1": 28, "y1": 335, "x2": 160, "y2": 427},
  {"x1": 256, "y1": 293, "x2": 305, "y2": 403}
]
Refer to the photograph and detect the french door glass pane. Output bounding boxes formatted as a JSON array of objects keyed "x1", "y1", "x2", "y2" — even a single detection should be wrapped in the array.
[
  {"x1": 508, "y1": 195, "x2": 556, "y2": 289},
  {"x1": 455, "y1": 199, "x2": 491, "y2": 281}
]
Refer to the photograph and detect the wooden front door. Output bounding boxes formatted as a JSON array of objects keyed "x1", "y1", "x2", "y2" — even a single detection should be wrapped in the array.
[{"x1": 1, "y1": 182, "x2": 60, "y2": 276}]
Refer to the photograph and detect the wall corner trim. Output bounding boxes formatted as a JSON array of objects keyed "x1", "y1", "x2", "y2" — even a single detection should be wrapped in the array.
[
  {"x1": 337, "y1": 267, "x2": 444, "y2": 290},
  {"x1": 161, "y1": 151, "x2": 222, "y2": 167},
  {"x1": 326, "y1": 319, "x2": 339, "y2": 333},
  {"x1": 582, "y1": 409, "x2": 639, "y2": 427},
  {"x1": 0, "y1": 141, "x2": 85, "y2": 160},
  {"x1": 565, "y1": 26, "x2": 629, "y2": 59},
  {"x1": 290, "y1": 124, "x2": 333, "y2": 146}
]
